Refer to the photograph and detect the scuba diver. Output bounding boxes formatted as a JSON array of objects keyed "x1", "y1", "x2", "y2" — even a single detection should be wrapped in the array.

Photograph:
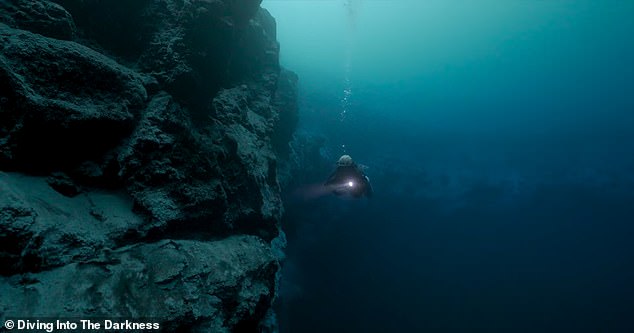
[{"x1": 324, "y1": 155, "x2": 373, "y2": 198}]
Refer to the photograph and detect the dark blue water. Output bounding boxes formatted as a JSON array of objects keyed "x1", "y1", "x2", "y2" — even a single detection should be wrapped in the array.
[{"x1": 264, "y1": 1, "x2": 634, "y2": 332}]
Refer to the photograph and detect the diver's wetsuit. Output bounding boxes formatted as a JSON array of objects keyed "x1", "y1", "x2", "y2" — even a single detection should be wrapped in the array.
[{"x1": 324, "y1": 164, "x2": 373, "y2": 198}]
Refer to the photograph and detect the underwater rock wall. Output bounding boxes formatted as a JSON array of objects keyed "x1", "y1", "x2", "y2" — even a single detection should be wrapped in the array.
[{"x1": 0, "y1": 0, "x2": 297, "y2": 331}]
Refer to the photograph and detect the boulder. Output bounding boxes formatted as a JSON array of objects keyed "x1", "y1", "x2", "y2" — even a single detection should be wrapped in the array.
[
  {"x1": 53, "y1": 0, "x2": 280, "y2": 111},
  {"x1": 0, "y1": 0, "x2": 76, "y2": 40},
  {"x1": 0, "y1": 24, "x2": 147, "y2": 171},
  {"x1": 0, "y1": 172, "x2": 144, "y2": 275},
  {"x1": 0, "y1": 235, "x2": 278, "y2": 332}
]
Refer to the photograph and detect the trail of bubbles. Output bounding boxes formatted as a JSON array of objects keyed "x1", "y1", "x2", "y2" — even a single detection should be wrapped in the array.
[{"x1": 339, "y1": 0, "x2": 361, "y2": 154}]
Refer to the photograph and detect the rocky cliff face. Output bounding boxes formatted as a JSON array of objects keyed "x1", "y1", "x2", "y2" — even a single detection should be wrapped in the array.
[{"x1": 0, "y1": 0, "x2": 297, "y2": 331}]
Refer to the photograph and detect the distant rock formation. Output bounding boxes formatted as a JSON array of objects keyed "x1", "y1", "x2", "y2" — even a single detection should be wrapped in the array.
[{"x1": 0, "y1": 0, "x2": 297, "y2": 331}]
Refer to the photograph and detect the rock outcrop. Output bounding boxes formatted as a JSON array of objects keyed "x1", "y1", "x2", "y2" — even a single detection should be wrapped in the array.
[
  {"x1": 0, "y1": 0, "x2": 297, "y2": 331},
  {"x1": 0, "y1": 24, "x2": 147, "y2": 170},
  {"x1": 0, "y1": 0, "x2": 75, "y2": 40}
]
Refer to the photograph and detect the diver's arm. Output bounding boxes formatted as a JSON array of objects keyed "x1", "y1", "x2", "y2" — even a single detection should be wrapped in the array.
[
  {"x1": 324, "y1": 171, "x2": 338, "y2": 185},
  {"x1": 364, "y1": 175, "x2": 373, "y2": 197}
]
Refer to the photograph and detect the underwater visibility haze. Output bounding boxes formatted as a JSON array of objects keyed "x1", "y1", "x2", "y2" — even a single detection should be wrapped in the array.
[
  {"x1": 264, "y1": 1, "x2": 634, "y2": 332},
  {"x1": 0, "y1": 0, "x2": 633, "y2": 331}
]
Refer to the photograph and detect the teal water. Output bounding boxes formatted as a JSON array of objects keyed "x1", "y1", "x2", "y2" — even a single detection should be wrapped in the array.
[{"x1": 264, "y1": 1, "x2": 634, "y2": 332}]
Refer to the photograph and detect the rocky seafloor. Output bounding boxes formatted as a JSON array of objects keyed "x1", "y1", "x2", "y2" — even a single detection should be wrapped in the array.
[{"x1": 0, "y1": 0, "x2": 299, "y2": 331}]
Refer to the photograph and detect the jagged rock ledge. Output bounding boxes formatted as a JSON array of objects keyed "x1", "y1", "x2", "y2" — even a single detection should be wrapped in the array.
[{"x1": 0, "y1": 0, "x2": 298, "y2": 331}]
